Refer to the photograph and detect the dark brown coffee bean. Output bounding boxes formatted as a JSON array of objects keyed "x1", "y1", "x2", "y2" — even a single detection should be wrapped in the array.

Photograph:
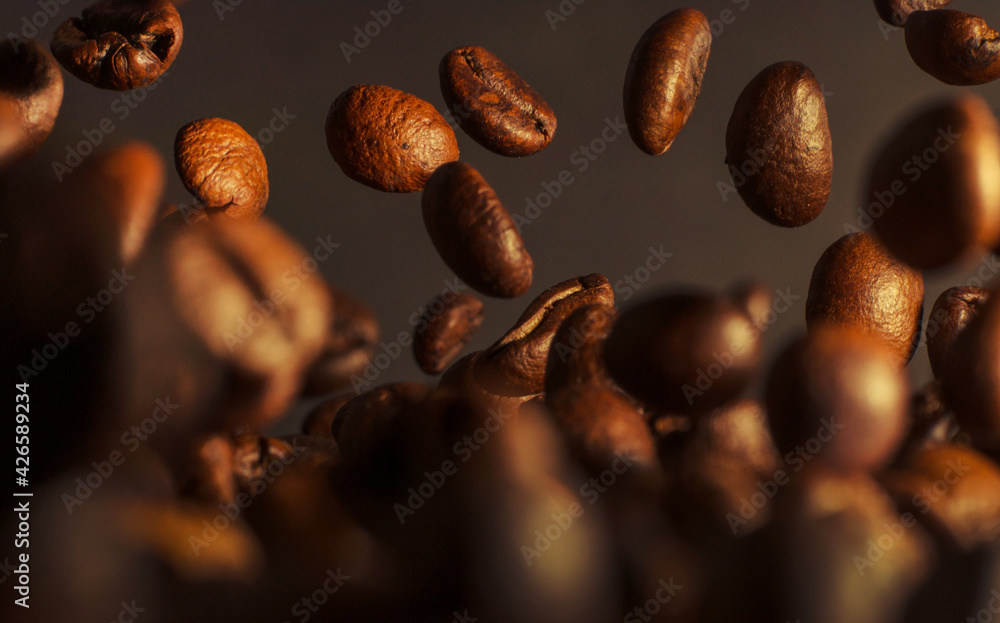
[
  {"x1": 0, "y1": 37, "x2": 63, "y2": 167},
  {"x1": 544, "y1": 303, "x2": 618, "y2": 394},
  {"x1": 604, "y1": 289, "x2": 761, "y2": 414},
  {"x1": 325, "y1": 84, "x2": 459, "y2": 193},
  {"x1": 868, "y1": 95, "x2": 1000, "y2": 269},
  {"x1": 414, "y1": 292, "x2": 484, "y2": 374},
  {"x1": 331, "y1": 382, "x2": 431, "y2": 459},
  {"x1": 301, "y1": 393, "x2": 353, "y2": 438},
  {"x1": 898, "y1": 381, "x2": 961, "y2": 459},
  {"x1": 439, "y1": 46, "x2": 556, "y2": 157},
  {"x1": 725, "y1": 61, "x2": 832, "y2": 227},
  {"x1": 874, "y1": 0, "x2": 953, "y2": 26},
  {"x1": 623, "y1": 8, "x2": 711, "y2": 156},
  {"x1": 50, "y1": 0, "x2": 183, "y2": 90},
  {"x1": 174, "y1": 118, "x2": 269, "y2": 221},
  {"x1": 437, "y1": 351, "x2": 539, "y2": 415},
  {"x1": 302, "y1": 288, "x2": 379, "y2": 396},
  {"x1": 905, "y1": 10, "x2": 1000, "y2": 86},
  {"x1": 766, "y1": 324, "x2": 909, "y2": 473},
  {"x1": 806, "y1": 232, "x2": 924, "y2": 368},
  {"x1": 926, "y1": 286, "x2": 989, "y2": 378},
  {"x1": 421, "y1": 161, "x2": 533, "y2": 298}
]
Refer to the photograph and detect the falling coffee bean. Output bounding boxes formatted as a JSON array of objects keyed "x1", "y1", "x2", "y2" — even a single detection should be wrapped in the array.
[
  {"x1": 325, "y1": 84, "x2": 459, "y2": 192},
  {"x1": 439, "y1": 46, "x2": 556, "y2": 157},
  {"x1": 623, "y1": 8, "x2": 711, "y2": 156},
  {"x1": 421, "y1": 161, "x2": 533, "y2": 298},
  {"x1": 0, "y1": 37, "x2": 63, "y2": 167},
  {"x1": 905, "y1": 10, "x2": 1000, "y2": 86},
  {"x1": 874, "y1": 0, "x2": 953, "y2": 26},
  {"x1": 725, "y1": 61, "x2": 833, "y2": 227},
  {"x1": 301, "y1": 393, "x2": 353, "y2": 438},
  {"x1": 302, "y1": 287, "x2": 379, "y2": 396},
  {"x1": 926, "y1": 286, "x2": 989, "y2": 379},
  {"x1": 413, "y1": 292, "x2": 485, "y2": 375}
]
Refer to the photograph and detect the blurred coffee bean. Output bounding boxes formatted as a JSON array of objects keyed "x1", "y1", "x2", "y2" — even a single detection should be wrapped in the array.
[
  {"x1": 604, "y1": 289, "x2": 761, "y2": 414},
  {"x1": 623, "y1": 8, "x2": 711, "y2": 155},
  {"x1": 926, "y1": 286, "x2": 989, "y2": 378},
  {"x1": 868, "y1": 95, "x2": 1000, "y2": 269},
  {"x1": 301, "y1": 392, "x2": 353, "y2": 437},
  {"x1": 414, "y1": 291, "x2": 484, "y2": 374},
  {"x1": 0, "y1": 37, "x2": 63, "y2": 167},
  {"x1": 806, "y1": 232, "x2": 924, "y2": 368},
  {"x1": 439, "y1": 45, "x2": 556, "y2": 156},
  {"x1": 422, "y1": 161, "x2": 533, "y2": 298},
  {"x1": 438, "y1": 350, "x2": 540, "y2": 415},
  {"x1": 325, "y1": 84, "x2": 459, "y2": 192},
  {"x1": 725, "y1": 61, "x2": 832, "y2": 227},
  {"x1": 729, "y1": 278, "x2": 775, "y2": 330},
  {"x1": 766, "y1": 324, "x2": 909, "y2": 473},
  {"x1": 874, "y1": 0, "x2": 953, "y2": 26},
  {"x1": 174, "y1": 118, "x2": 269, "y2": 221},
  {"x1": 897, "y1": 381, "x2": 961, "y2": 459},
  {"x1": 302, "y1": 287, "x2": 379, "y2": 395},
  {"x1": 51, "y1": 0, "x2": 183, "y2": 90},
  {"x1": 905, "y1": 10, "x2": 1000, "y2": 85},
  {"x1": 331, "y1": 382, "x2": 432, "y2": 461}
]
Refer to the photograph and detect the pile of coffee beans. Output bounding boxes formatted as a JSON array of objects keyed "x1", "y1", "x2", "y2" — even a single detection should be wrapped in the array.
[{"x1": 3, "y1": 1, "x2": 1000, "y2": 623}]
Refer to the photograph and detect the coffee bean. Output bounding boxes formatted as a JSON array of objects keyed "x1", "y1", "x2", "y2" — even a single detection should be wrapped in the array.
[
  {"x1": 0, "y1": 37, "x2": 63, "y2": 167},
  {"x1": 604, "y1": 289, "x2": 761, "y2": 414},
  {"x1": 874, "y1": 0, "x2": 953, "y2": 26},
  {"x1": 50, "y1": 0, "x2": 183, "y2": 90},
  {"x1": 301, "y1": 393, "x2": 353, "y2": 438},
  {"x1": 174, "y1": 118, "x2": 269, "y2": 221},
  {"x1": 331, "y1": 382, "x2": 431, "y2": 460},
  {"x1": 439, "y1": 46, "x2": 556, "y2": 157},
  {"x1": 868, "y1": 95, "x2": 1000, "y2": 269},
  {"x1": 806, "y1": 232, "x2": 924, "y2": 368},
  {"x1": 437, "y1": 351, "x2": 538, "y2": 415},
  {"x1": 729, "y1": 279, "x2": 774, "y2": 331},
  {"x1": 623, "y1": 8, "x2": 711, "y2": 156},
  {"x1": 766, "y1": 324, "x2": 909, "y2": 473},
  {"x1": 926, "y1": 287, "x2": 989, "y2": 378},
  {"x1": 725, "y1": 61, "x2": 833, "y2": 227},
  {"x1": 325, "y1": 84, "x2": 459, "y2": 192},
  {"x1": 302, "y1": 287, "x2": 379, "y2": 396},
  {"x1": 544, "y1": 303, "x2": 618, "y2": 395},
  {"x1": 905, "y1": 10, "x2": 1000, "y2": 85},
  {"x1": 414, "y1": 292, "x2": 484, "y2": 374},
  {"x1": 421, "y1": 161, "x2": 533, "y2": 298}
]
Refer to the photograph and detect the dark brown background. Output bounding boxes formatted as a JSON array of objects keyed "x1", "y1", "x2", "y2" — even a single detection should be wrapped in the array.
[{"x1": 7, "y1": 0, "x2": 1000, "y2": 433}]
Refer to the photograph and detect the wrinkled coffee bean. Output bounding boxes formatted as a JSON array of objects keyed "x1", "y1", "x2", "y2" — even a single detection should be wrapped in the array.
[
  {"x1": 874, "y1": 0, "x2": 953, "y2": 26},
  {"x1": 302, "y1": 287, "x2": 379, "y2": 396},
  {"x1": 439, "y1": 46, "x2": 556, "y2": 157},
  {"x1": 325, "y1": 84, "x2": 459, "y2": 192},
  {"x1": 174, "y1": 118, "x2": 270, "y2": 221},
  {"x1": 604, "y1": 289, "x2": 761, "y2": 414},
  {"x1": 806, "y1": 232, "x2": 924, "y2": 368},
  {"x1": 868, "y1": 95, "x2": 1000, "y2": 269},
  {"x1": 926, "y1": 287, "x2": 989, "y2": 378},
  {"x1": 766, "y1": 323, "x2": 909, "y2": 473},
  {"x1": 50, "y1": 0, "x2": 183, "y2": 90},
  {"x1": 413, "y1": 292, "x2": 485, "y2": 374},
  {"x1": 623, "y1": 8, "x2": 711, "y2": 156},
  {"x1": 725, "y1": 61, "x2": 833, "y2": 227},
  {"x1": 0, "y1": 37, "x2": 63, "y2": 166},
  {"x1": 301, "y1": 393, "x2": 353, "y2": 438},
  {"x1": 905, "y1": 10, "x2": 1000, "y2": 86},
  {"x1": 421, "y1": 161, "x2": 533, "y2": 298}
]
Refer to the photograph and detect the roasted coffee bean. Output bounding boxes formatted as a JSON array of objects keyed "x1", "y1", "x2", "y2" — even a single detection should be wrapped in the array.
[
  {"x1": 899, "y1": 381, "x2": 962, "y2": 459},
  {"x1": 926, "y1": 287, "x2": 990, "y2": 378},
  {"x1": 729, "y1": 279, "x2": 775, "y2": 331},
  {"x1": 331, "y1": 382, "x2": 431, "y2": 459},
  {"x1": 868, "y1": 95, "x2": 1000, "y2": 269},
  {"x1": 725, "y1": 61, "x2": 832, "y2": 227},
  {"x1": 905, "y1": 10, "x2": 1000, "y2": 86},
  {"x1": 437, "y1": 351, "x2": 538, "y2": 415},
  {"x1": 544, "y1": 303, "x2": 618, "y2": 394},
  {"x1": 874, "y1": 0, "x2": 953, "y2": 26},
  {"x1": 623, "y1": 8, "x2": 711, "y2": 156},
  {"x1": 439, "y1": 46, "x2": 556, "y2": 157},
  {"x1": 325, "y1": 84, "x2": 459, "y2": 192},
  {"x1": 421, "y1": 161, "x2": 533, "y2": 298},
  {"x1": 604, "y1": 289, "x2": 761, "y2": 414},
  {"x1": 50, "y1": 0, "x2": 183, "y2": 90},
  {"x1": 766, "y1": 324, "x2": 909, "y2": 473},
  {"x1": 174, "y1": 118, "x2": 269, "y2": 221},
  {"x1": 413, "y1": 292, "x2": 485, "y2": 374},
  {"x1": 301, "y1": 393, "x2": 353, "y2": 438},
  {"x1": 806, "y1": 232, "x2": 924, "y2": 368},
  {"x1": 302, "y1": 287, "x2": 379, "y2": 396},
  {"x1": 0, "y1": 37, "x2": 63, "y2": 166}
]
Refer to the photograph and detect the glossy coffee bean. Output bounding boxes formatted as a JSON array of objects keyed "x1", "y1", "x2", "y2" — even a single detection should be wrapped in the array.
[
  {"x1": 302, "y1": 287, "x2": 379, "y2": 396},
  {"x1": 725, "y1": 61, "x2": 832, "y2": 227},
  {"x1": 806, "y1": 232, "x2": 924, "y2": 368},
  {"x1": 766, "y1": 324, "x2": 909, "y2": 473},
  {"x1": 174, "y1": 118, "x2": 269, "y2": 221},
  {"x1": 437, "y1": 351, "x2": 539, "y2": 415},
  {"x1": 604, "y1": 289, "x2": 761, "y2": 414},
  {"x1": 50, "y1": 0, "x2": 183, "y2": 90},
  {"x1": 325, "y1": 84, "x2": 459, "y2": 192},
  {"x1": 906, "y1": 10, "x2": 1000, "y2": 85},
  {"x1": 874, "y1": 0, "x2": 953, "y2": 26},
  {"x1": 421, "y1": 161, "x2": 533, "y2": 298},
  {"x1": 413, "y1": 291, "x2": 484, "y2": 374},
  {"x1": 623, "y1": 8, "x2": 711, "y2": 156},
  {"x1": 926, "y1": 286, "x2": 989, "y2": 378},
  {"x1": 301, "y1": 393, "x2": 353, "y2": 438},
  {"x1": 439, "y1": 46, "x2": 556, "y2": 157},
  {"x1": 0, "y1": 37, "x2": 63, "y2": 166},
  {"x1": 868, "y1": 95, "x2": 1000, "y2": 269}
]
